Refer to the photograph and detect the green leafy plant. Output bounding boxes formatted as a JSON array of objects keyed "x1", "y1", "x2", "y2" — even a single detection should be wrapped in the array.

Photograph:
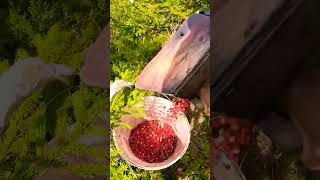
[{"x1": 0, "y1": 0, "x2": 108, "y2": 178}]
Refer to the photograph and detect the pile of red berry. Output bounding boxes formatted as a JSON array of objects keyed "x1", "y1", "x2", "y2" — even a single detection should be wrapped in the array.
[
  {"x1": 212, "y1": 115, "x2": 255, "y2": 164},
  {"x1": 129, "y1": 120, "x2": 177, "y2": 163},
  {"x1": 168, "y1": 98, "x2": 190, "y2": 119}
]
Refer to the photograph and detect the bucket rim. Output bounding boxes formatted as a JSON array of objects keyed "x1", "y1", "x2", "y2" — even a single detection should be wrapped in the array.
[{"x1": 113, "y1": 96, "x2": 191, "y2": 170}]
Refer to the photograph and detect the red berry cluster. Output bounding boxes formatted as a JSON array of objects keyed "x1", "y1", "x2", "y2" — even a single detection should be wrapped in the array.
[
  {"x1": 168, "y1": 98, "x2": 190, "y2": 119},
  {"x1": 212, "y1": 115, "x2": 255, "y2": 164},
  {"x1": 129, "y1": 120, "x2": 177, "y2": 163}
]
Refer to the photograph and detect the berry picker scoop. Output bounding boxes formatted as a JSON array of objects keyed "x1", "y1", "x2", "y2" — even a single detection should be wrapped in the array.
[
  {"x1": 110, "y1": 9, "x2": 210, "y2": 108},
  {"x1": 135, "y1": 10, "x2": 210, "y2": 115}
]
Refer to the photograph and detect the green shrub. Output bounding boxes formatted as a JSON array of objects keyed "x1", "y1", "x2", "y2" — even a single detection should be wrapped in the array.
[{"x1": 0, "y1": 1, "x2": 108, "y2": 178}]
